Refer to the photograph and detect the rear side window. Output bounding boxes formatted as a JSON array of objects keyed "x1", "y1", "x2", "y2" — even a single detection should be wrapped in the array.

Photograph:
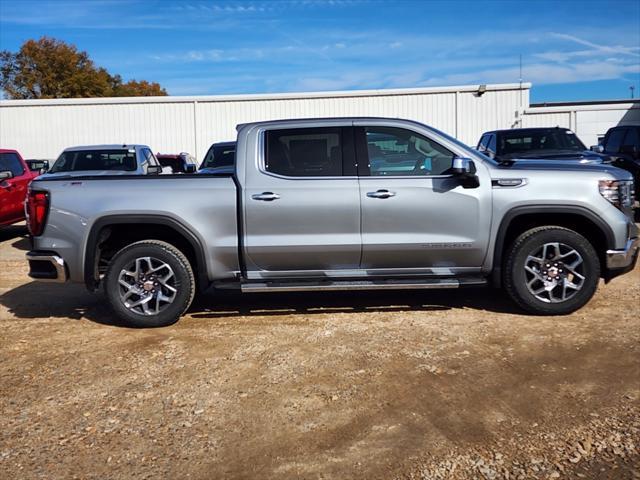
[
  {"x1": 359, "y1": 126, "x2": 454, "y2": 176},
  {"x1": 604, "y1": 129, "x2": 626, "y2": 153},
  {"x1": 0, "y1": 152, "x2": 25, "y2": 176},
  {"x1": 50, "y1": 149, "x2": 137, "y2": 173},
  {"x1": 623, "y1": 128, "x2": 639, "y2": 148},
  {"x1": 265, "y1": 128, "x2": 343, "y2": 177}
]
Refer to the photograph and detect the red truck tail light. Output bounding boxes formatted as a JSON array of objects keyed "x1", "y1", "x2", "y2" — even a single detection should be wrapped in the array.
[{"x1": 26, "y1": 190, "x2": 49, "y2": 236}]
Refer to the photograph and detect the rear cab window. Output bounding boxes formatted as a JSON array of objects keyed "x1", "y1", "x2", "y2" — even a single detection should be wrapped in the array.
[
  {"x1": 202, "y1": 145, "x2": 236, "y2": 170},
  {"x1": 51, "y1": 149, "x2": 137, "y2": 173}
]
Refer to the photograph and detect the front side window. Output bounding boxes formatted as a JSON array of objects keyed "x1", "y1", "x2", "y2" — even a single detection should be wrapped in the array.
[
  {"x1": 0, "y1": 153, "x2": 25, "y2": 176},
  {"x1": 50, "y1": 149, "x2": 137, "y2": 173},
  {"x1": 265, "y1": 128, "x2": 343, "y2": 177},
  {"x1": 361, "y1": 126, "x2": 454, "y2": 176},
  {"x1": 604, "y1": 129, "x2": 627, "y2": 153}
]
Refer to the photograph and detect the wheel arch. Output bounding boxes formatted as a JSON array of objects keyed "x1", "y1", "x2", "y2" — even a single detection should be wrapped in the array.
[
  {"x1": 84, "y1": 214, "x2": 209, "y2": 292},
  {"x1": 491, "y1": 205, "x2": 615, "y2": 287}
]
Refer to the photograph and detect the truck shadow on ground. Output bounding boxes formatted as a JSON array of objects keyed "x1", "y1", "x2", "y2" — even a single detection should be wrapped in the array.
[
  {"x1": 0, "y1": 282, "x2": 521, "y2": 327},
  {"x1": 0, "y1": 224, "x2": 28, "y2": 243}
]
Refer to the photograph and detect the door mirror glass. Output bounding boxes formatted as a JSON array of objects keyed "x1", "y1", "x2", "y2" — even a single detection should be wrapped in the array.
[{"x1": 0, "y1": 170, "x2": 14, "y2": 180}]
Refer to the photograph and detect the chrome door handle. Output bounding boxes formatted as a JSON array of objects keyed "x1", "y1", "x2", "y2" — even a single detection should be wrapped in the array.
[
  {"x1": 367, "y1": 189, "x2": 396, "y2": 199},
  {"x1": 251, "y1": 192, "x2": 280, "y2": 201}
]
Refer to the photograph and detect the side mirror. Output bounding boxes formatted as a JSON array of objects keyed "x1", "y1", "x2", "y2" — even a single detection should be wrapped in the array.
[
  {"x1": 619, "y1": 144, "x2": 639, "y2": 159},
  {"x1": 0, "y1": 170, "x2": 14, "y2": 181},
  {"x1": 147, "y1": 165, "x2": 162, "y2": 175},
  {"x1": 452, "y1": 157, "x2": 476, "y2": 175},
  {"x1": 590, "y1": 145, "x2": 604, "y2": 153},
  {"x1": 184, "y1": 164, "x2": 197, "y2": 174}
]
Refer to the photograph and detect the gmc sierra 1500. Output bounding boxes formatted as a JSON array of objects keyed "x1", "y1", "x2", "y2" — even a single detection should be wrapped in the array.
[{"x1": 25, "y1": 118, "x2": 638, "y2": 327}]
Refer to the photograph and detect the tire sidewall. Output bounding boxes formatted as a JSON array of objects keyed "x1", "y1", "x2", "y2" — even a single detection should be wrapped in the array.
[
  {"x1": 105, "y1": 243, "x2": 192, "y2": 327},
  {"x1": 507, "y1": 228, "x2": 600, "y2": 315}
]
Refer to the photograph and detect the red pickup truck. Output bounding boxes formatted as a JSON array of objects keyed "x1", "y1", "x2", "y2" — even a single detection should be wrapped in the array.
[{"x1": 0, "y1": 149, "x2": 42, "y2": 227}]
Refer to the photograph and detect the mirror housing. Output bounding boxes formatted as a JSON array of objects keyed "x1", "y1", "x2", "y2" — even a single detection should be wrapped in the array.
[
  {"x1": 184, "y1": 164, "x2": 197, "y2": 174},
  {"x1": 0, "y1": 170, "x2": 14, "y2": 181},
  {"x1": 452, "y1": 157, "x2": 476, "y2": 175},
  {"x1": 619, "y1": 144, "x2": 639, "y2": 159},
  {"x1": 147, "y1": 165, "x2": 162, "y2": 175},
  {"x1": 590, "y1": 145, "x2": 604, "y2": 153}
]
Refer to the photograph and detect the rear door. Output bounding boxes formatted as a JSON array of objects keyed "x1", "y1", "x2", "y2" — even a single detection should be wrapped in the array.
[
  {"x1": 243, "y1": 125, "x2": 361, "y2": 276},
  {"x1": 355, "y1": 122, "x2": 492, "y2": 272},
  {"x1": 0, "y1": 152, "x2": 30, "y2": 225}
]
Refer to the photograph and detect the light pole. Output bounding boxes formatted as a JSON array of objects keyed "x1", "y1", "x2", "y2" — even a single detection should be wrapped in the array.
[{"x1": 631, "y1": 85, "x2": 635, "y2": 99}]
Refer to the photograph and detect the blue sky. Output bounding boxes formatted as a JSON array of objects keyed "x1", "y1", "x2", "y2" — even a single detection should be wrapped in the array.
[{"x1": 0, "y1": 0, "x2": 639, "y2": 102}]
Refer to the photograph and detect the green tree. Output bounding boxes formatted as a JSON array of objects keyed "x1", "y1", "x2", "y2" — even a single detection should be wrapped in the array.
[{"x1": 0, "y1": 37, "x2": 167, "y2": 99}]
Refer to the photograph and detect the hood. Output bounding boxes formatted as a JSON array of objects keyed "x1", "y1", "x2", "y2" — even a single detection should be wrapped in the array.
[
  {"x1": 498, "y1": 149, "x2": 608, "y2": 163},
  {"x1": 495, "y1": 159, "x2": 633, "y2": 179},
  {"x1": 39, "y1": 170, "x2": 134, "y2": 179}
]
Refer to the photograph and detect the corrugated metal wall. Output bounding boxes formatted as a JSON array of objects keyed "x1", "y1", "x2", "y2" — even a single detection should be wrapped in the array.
[
  {"x1": 523, "y1": 103, "x2": 640, "y2": 147},
  {"x1": 0, "y1": 83, "x2": 529, "y2": 160}
]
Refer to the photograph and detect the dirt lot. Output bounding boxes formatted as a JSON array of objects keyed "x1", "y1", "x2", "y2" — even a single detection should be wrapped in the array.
[{"x1": 1, "y1": 223, "x2": 638, "y2": 480}]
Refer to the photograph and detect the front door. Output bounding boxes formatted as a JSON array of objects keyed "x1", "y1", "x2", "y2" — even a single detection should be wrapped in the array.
[
  {"x1": 355, "y1": 123, "x2": 492, "y2": 272},
  {"x1": 0, "y1": 152, "x2": 30, "y2": 225},
  {"x1": 243, "y1": 125, "x2": 361, "y2": 277}
]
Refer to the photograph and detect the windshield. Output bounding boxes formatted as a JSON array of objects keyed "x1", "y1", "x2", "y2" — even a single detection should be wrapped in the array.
[
  {"x1": 201, "y1": 144, "x2": 235, "y2": 169},
  {"x1": 498, "y1": 130, "x2": 586, "y2": 155},
  {"x1": 50, "y1": 149, "x2": 137, "y2": 173}
]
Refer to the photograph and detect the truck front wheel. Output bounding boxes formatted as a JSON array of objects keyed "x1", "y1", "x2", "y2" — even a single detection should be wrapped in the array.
[
  {"x1": 104, "y1": 240, "x2": 195, "y2": 327},
  {"x1": 504, "y1": 226, "x2": 600, "y2": 315}
]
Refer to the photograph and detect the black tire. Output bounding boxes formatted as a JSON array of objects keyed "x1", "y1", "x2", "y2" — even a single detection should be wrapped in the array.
[
  {"x1": 504, "y1": 226, "x2": 600, "y2": 315},
  {"x1": 104, "y1": 240, "x2": 195, "y2": 327}
]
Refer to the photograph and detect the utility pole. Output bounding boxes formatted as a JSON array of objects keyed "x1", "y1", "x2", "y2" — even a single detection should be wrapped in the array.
[{"x1": 631, "y1": 85, "x2": 635, "y2": 99}]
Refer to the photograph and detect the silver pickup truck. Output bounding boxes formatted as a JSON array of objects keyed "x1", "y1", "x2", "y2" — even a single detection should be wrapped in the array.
[{"x1": 25, "y1": 118, "x2": 639, "y2": 327}]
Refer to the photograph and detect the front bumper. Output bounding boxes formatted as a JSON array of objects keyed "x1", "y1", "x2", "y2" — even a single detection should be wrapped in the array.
[
  {"x1": 26, "y1": 251, "x2": 68, "y2": 283},
  {"x1": 604, "y1": 237, "x2": 639, "y2": 281}
]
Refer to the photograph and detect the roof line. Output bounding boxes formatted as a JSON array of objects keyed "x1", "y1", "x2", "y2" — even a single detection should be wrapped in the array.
[{"x1": 0, "y1": 83, "x2": 531, "y2": 107}]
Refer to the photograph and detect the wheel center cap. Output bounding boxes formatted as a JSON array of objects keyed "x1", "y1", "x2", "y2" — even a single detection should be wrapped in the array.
[
  {"x1": 548, "y1": 267, "x2": 560, "y2": 278},
  {"x1": 143, "y1": 280, "x2": 155, "y2": 291}
]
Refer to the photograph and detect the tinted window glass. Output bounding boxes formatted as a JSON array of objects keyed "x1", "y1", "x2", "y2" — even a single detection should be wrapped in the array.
[
  {"x1": 0, "y1": 152, "x2": 25, "y2": 176},
  {"x1": 143, "y1": 148, "x2": 159, "y2": 167},
  {"x1": 363, "y1": 126, "x2": 454, "y2": 176},
  {"x1": 477, "y1": 135, "x2": 489, "y2": 150},
  {"x1": 623, "y1": 128, "x2": 639, "y2": 148},
  {"x1": 604, "y1": 129, "x2": 627, "y2": 153},
  {"x1": 498, "y1": 129, "x2": 585, "y2": 155},
  {"x1": 202, "y1": 144, "x2": 236, "y2": 169},
  {"x1": 266, "y1": 128, "x2": 342, "y2": 177},
  {"x1": 50, "y1": 149, "x2": 137, "y2": 173}
]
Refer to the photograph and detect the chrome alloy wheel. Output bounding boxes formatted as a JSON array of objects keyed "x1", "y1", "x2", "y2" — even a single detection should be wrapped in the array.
[
  {"x1": 524, "y1": 242, "x2": 585, "y2": 303},
  {"x1": 117, "y1": 256, "x2": 177, "y2": 315}
]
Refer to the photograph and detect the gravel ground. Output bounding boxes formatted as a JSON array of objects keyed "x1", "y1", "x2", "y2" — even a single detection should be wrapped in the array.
[{"x1": 1, "y1": 223, "x2": 638, "y2": 479}]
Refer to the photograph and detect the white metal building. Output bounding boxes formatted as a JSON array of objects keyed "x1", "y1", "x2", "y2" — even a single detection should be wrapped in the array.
[
  {"x1": 1, "y1": 82, "x2": 638, "y2": 160},
  {"x1": 0, "y1": 83, "x2": 529, "y2": 160}
]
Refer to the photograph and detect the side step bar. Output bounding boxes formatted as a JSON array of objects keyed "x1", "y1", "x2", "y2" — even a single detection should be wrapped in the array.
[{"x1": 241, "y1": 277, "x2": 487, "y2": 293}]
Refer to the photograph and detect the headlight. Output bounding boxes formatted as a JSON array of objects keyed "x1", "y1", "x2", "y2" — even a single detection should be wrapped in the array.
[{"x1": 599, "y1": 180, "x2": 635, "y2": 209}]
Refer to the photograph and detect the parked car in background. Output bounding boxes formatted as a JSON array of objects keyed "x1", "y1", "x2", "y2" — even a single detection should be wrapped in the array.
[
  {"x1": 41, "y1": 144, "x2": 162, "y2": 179},
  {"x1": 592, "y1": 125, "x2": 640, "y2": 201},
  {"x1": 0, "y1": 149, "x2": 42, "y2": 227},
  {"x1": 25, "y1": 159, "x2": 51, "y2": 174},
  {"x1": 25, "y1": 117, "x2": 638, "y2": 327},
  {"x1": 156, "y1": 152, "x2": 197, "y2": 174},
  {"x1": 477, "y1": 127, "x2": 607, "y2": 163},
  {"x1": 199, "y1": 141, "x2": 236, "y2": 174}
]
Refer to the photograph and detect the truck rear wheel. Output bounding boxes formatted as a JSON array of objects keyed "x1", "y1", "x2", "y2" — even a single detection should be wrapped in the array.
[
  {"x1": 504, "y1": 226, "x2": 600, "y2": 315},
  {"x1": 104, "y1": 240, "x2": 195, "y2": 327}
]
